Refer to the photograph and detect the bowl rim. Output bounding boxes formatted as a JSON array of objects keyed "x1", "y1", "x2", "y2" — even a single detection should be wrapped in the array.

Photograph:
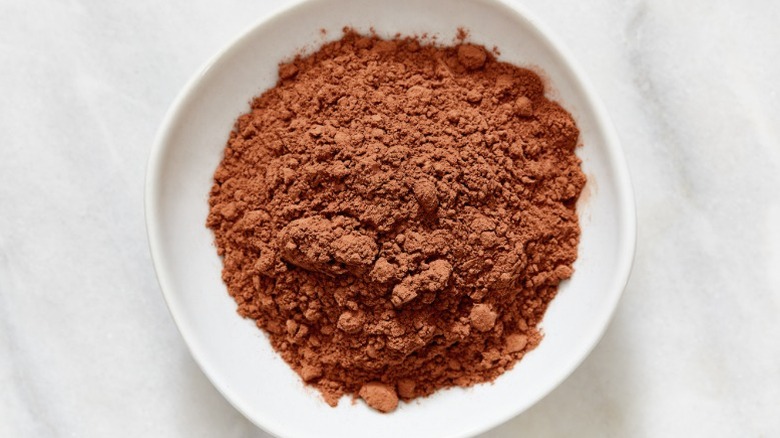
[{"x1": 144, "y1": 0, "x2": 637, "y2": 436}]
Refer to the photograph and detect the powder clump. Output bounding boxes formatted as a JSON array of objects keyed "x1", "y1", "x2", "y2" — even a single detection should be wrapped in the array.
[
  {"x1": 207, "y1": 30, "x2": 586, "y2": 413},
  {"x1": 469, "y1": 304, "x2": 498, "y2": 332},
  {"x1": 359, "y1": 382, "x2": 399, "y2": 413},
  {"x1": 457, "y1": 44, "x2": 487, "y2": 70}
]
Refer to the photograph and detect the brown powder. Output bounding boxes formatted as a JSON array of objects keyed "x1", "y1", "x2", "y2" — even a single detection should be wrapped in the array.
[{"x1": 206, "y1": 30, "x2": 585, "y2": 412}]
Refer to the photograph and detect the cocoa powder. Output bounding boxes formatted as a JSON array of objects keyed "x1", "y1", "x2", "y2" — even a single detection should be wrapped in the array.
[{"x1": 206, "y1": 30, "x2": 585, "y2": 412}]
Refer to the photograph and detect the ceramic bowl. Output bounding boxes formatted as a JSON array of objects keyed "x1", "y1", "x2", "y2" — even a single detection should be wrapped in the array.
[{"x1": 145, "y1": 0, "x2": 636, "y2": 436}]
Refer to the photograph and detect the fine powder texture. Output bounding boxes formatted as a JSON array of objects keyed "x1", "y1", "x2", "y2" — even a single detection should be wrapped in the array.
[{"x1": 206, "y1": 31, "x2": 586, "y2": 412}]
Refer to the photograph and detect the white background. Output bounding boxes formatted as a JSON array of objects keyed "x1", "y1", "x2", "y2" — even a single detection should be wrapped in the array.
[{"x1": 1, "y1": 0, "x2": 779, "y2": 436}]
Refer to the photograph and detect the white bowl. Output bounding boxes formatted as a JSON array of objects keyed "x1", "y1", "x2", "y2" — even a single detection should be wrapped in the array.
[{"x1": 145, "y1": 0, "x2": 636, "y2": 436}]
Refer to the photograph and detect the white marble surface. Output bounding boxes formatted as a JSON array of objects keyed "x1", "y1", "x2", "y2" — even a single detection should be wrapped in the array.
[{"x1": 1, "y1": 0, "x2": 779, "y2": 436}]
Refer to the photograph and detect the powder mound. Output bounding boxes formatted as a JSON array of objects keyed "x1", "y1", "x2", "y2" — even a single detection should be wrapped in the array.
[{"x1": 206, "y1": 30, "x2": 586, "y2": 413}]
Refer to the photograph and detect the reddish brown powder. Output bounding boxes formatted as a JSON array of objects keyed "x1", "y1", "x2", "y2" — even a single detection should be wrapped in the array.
[{"x1": 206, "y1": 31, "x2": 585, "y2": 412}]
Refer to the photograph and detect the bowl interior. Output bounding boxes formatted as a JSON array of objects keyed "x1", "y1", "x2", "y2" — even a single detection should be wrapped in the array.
[{"x1": 145, "y1": 0, "x2": 635, "y2": 437}]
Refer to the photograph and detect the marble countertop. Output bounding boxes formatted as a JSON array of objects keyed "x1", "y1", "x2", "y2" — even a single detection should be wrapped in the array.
[{"x1": 2, "y1": 0, "x2": 779, "y2": 436}]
